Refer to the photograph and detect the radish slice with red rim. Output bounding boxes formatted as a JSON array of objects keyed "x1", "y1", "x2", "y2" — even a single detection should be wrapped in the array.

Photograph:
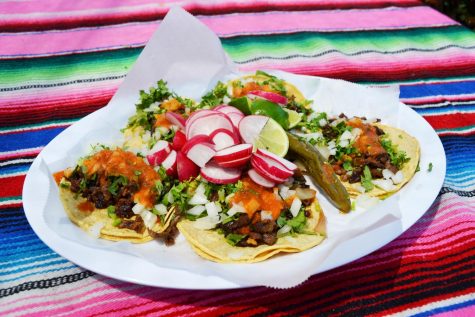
[
  {"x1": 238, "y1": 115, "x2": 269, "y2": 144},
  {"x1": 250, "y1": 156, "x2": 287, "y2": 183},
  {"x1": 215, "y1": 156, "x2": 250, "y2": 168},
  {"x1": 256, "y1": 148, "x2": 297, "y2": 171},
  {"x1": 201, "y1": 162, "x2": 241, "y2": 184},
  {"x1": 214, "y1": 105, "x2": 244, "y2": 116},
  {"x1": 248, "y1": 168, "x2": 276, "y2": 188},
  {"x1": 185, "y1": 110, "x2": 215, "y2": 135},
  {"x1": 146, "y1": 140, "x2": 171, "y2": 166},
  {"x1": 186, "y1": 112, "x2": 234, "y2": 140},
  {"x1": 210, "y1": 129, "x2": 238, "y2": 150},
  {"x1": 177, "y1": 151, "x2": 200, "y2": 181},
  {"x1": 165, "y1": 112, "x2": 186, "y2": 130},
  {"x1": 214, "y1": 144, "x2": 253, "y2": 163},
  {"x1": 247, "y1": 90, "x2": 288, "y2": 106},
  {"x1": 226, "y1": 112, "x2": 245, "y2": 129},
  {"x1": 172, "y1": 130, "x2": 187, "y2": 151},
  {"x1": 181, "y1": 134, "x2": 211, "y2": 155},
  {"x1": 161, "y1": 150, "x2": 177, "y2": 176},
  {"x1": 186, "y1": 143, "x2": 216, "y2": 168},
  {"x1": 251, "y1": 153, "x2": 293, "y2": 180}
]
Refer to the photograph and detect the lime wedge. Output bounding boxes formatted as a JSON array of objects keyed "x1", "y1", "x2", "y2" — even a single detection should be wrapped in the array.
[
  {"x1": 254, "y1": 117, "x2": 289, "y2": 157},
  {"x1": 284, "y1": 109, "x2": 302, "y2": 128}
]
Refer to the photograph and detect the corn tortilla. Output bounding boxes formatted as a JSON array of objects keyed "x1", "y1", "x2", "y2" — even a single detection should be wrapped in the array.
[
  {"x1": 58, "y1": 186, "x2": 175, "y2": 243},
  {"x1": 177, "y1": 200, "x2": 326, "y2": 263},
  {"x1": 344, "y1": 124, "x2": 420, "y2": 198}
]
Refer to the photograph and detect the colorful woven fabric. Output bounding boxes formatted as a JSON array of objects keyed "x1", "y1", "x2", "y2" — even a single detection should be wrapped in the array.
[{"x1": 1, "y1": 0, "x2": 474, "y2": 315}]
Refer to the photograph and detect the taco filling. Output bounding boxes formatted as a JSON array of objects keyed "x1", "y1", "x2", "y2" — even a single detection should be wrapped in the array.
[
  {"x1": 177, "y1": 172, "x2": 326, "y2": 263},
  {"x1": 294, "y1": 112, "x2": 420, "y2": 197},
  {"x1": 55, "y1": 147, "x2": 176, "y2": 242}
]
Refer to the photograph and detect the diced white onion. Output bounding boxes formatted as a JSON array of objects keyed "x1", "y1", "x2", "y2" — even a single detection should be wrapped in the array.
[
  {"x1": 157, "y1": 126, "x2": 170, "y2": 135},
  {"x1": 225, "y1": 193, "x2": 235, "y2": 204},
  {"x1": 354, "y1": 194, "x2": 380, "y2": 210},
  {"x1": 205, "y1": 202, "x2": 221, "y2": 218},
  {"x1": 340, "y1": 130, "x2": 353, "y2": 141},
  {"x1": 141, "y1": 210, "x2": 158, "y2": 229},
  {"x1": 290, "y1": 197, "x2": 302, "y2": 217},
  {"x1": 338, "y1": 139, "x2": 350, "y2": 148},
  {"x1": 373, "y1": 179, "x2": 396, "y2": 191},
  {"x1": 261, "y1": 210, "x2": 273, "y2": 221},
  {"x1": 298, "y1": 132, "x2": 323, "y2": 141},
  {"x1": 142, "y1": 131, "x2": 151, "y2": 143},
  {"x1": 278, "y1": 184, "x2": 290, "y2": 199},
  {"x1": 382, "y1": 169, "x2": 395, "y2": 180},
  {"x1": 277, "y1": 224, "x2": 292, "y2": 236},
  {"x1": 351, "y1": 128, "x2": 362, "y2": 141},
  {"x1": 166, "y1": 191, "x2": 174, "y2": 204},
  {"x1": 132, "y1": 203, "x2": 145, "y2": 215},
  {"x1": 227, "y1": 202, "x2": 246, "y2": 217},
  {"x1": 188, "y1": 187, "x2": 209, "y2": 205},
  {"x1": 352, "y1": 183, "x2": 366, "y2": 193},
  {"x1": 187, "y1": 205, "x2": 206, "y2": 216},
  {"x1": 192, "y1": 216, "x2": 220, "y2": 230},
  {"x1": 391, "y1": 171, "x2": 404, "y2": 184},
  {"x1": 319, "y1": 119, "x2": 327, "y2": 127},
  {"x1": 154, "y1": 203, "x2": 168, "y2": 215},
  {"x1": 88, "y1": 222, "x2": 104, "y2": 239}
]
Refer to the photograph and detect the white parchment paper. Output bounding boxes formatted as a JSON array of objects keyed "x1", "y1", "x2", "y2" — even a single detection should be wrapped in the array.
[{"x1": 39, "y1": 7, "x2": 406, "y2": 288}]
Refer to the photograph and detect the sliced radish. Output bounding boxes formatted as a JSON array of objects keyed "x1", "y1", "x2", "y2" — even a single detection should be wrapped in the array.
[
  {"x1": 238, "y1": 115, "x2": 269, "y2": 144},
  {"x1": 171, "y1": 130, "x2": 187, "y2": 151},
  {"x1": 186, "y1": 143, "x2": 216, "y2": 168},
  {"x1": 165, "y1": 112, "x2": 186, "y2": 130},
  {"x1": 247, "y1": 90, "x2": 288, "y2": 106},
  {"x1": 185, "y1": 109, "x2": 214, "y2": 129},
  {"x1": 256, "y1": 148, "x2": 298, "y2": 171},
  {"x1": 251, "y1": 153, "x2": 293, "y2": 180},
  {"x1": 248, "y1": 168, "x2": 276, "y2": 188},
  {"x1": 251, "y1": 157, "x2": 287, "y2": 183},
  {"x1": 214, "y1": 105, "x2": 244, "y2": 116},
  {"x1": 181, "y1": 134, "x2": 211, "y2": 155},
  {"x1": 161, "y1": 150, "x2": 177, "y2": 176},
  {"x1": 210, "y1": 129, "x2": 238, "y2": 150},
  {"x1": 226, "y1": 112, "x2": 245, "y2": 129},
  {"x1": 176, "y1": 151, "x2": 200, "y2": 182},
  {"x1": 214, "y1": 144, "x2": 253, "y2": 163},
  {"x1": 201, "y1": 162, "x2": 241, "y2": 184},
  {"x1": 186, "y1": 112, "x2": 234, "y2": 140},
  {"x1": 146, "y1": 140, "x2": 171, "y2": 166},
  {"x1": 215, "y1": 156, "x2": 251, "y2": 168}
]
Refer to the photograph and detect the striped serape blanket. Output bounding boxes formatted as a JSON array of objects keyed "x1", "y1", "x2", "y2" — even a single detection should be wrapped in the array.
[{"x1": 1, "y1": 0, "x2": 474, "y2": 316}]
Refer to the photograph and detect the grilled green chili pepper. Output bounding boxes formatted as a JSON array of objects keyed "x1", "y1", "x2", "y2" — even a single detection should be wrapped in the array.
[{"x1": 287, "y1": 132, "x2": 351, "y2": 213}]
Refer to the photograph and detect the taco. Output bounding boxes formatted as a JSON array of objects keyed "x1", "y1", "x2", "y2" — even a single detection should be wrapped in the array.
[
  {"x1": 295, "y1": 114, "x2": 420, "y2": 198},
  {"x1": 177, "y1": 176, "x2": 326, "y2": 263},
  {"x1": 54, "y1": 148, "x2": 175, "y2": 243}
]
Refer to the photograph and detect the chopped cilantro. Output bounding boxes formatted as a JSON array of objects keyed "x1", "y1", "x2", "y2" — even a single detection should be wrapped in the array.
[
  {"x1": 277, "y1": 210, "x2": 307, "y2": 234},
  {"x1": 428, "y1": 162, "x2": 433, "y2": 172},
  {"x1": 136, "y1": 80, "x2": 172, "y2": 110},
  {"x1": 361, "y1": 166, "x2": 374, "y2": 192},
  {"x1": 380, "y1": 137, "x2": 410, "y2": 169},
  {"x1": 198, "y1": 81, "x2": 228, "y2": 109},
  {"x1": 134, "y1": 170, "x2": 142, "y2": 176},
  {"x1": 225, "y1": 233, "x2": 246, "y2": 246},
  {"x1": 112, "y1": 218, "x2": 122, "y2": 227},
  {"x1": 107, "y1": 205, "x2": 116, "y2": 218},
  {"x1": 416, "y1": 162, "x2": 420, "y2": 172},
  {"x1": 108, "y1": 175, "x2": 128, "y2": 196},
  {"x1": 343, "y1": 160, "x2": 353, "y2": 171}
]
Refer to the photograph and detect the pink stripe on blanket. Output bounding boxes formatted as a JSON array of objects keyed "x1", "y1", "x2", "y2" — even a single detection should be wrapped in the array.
[{"x1": 0, "y1": 7, "x2": 455, "y2": 57}]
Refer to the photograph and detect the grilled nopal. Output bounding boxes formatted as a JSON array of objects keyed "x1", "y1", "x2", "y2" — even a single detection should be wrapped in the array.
[{"x1": 287, "y1": 132, "x2": 351, "y2": 213}]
